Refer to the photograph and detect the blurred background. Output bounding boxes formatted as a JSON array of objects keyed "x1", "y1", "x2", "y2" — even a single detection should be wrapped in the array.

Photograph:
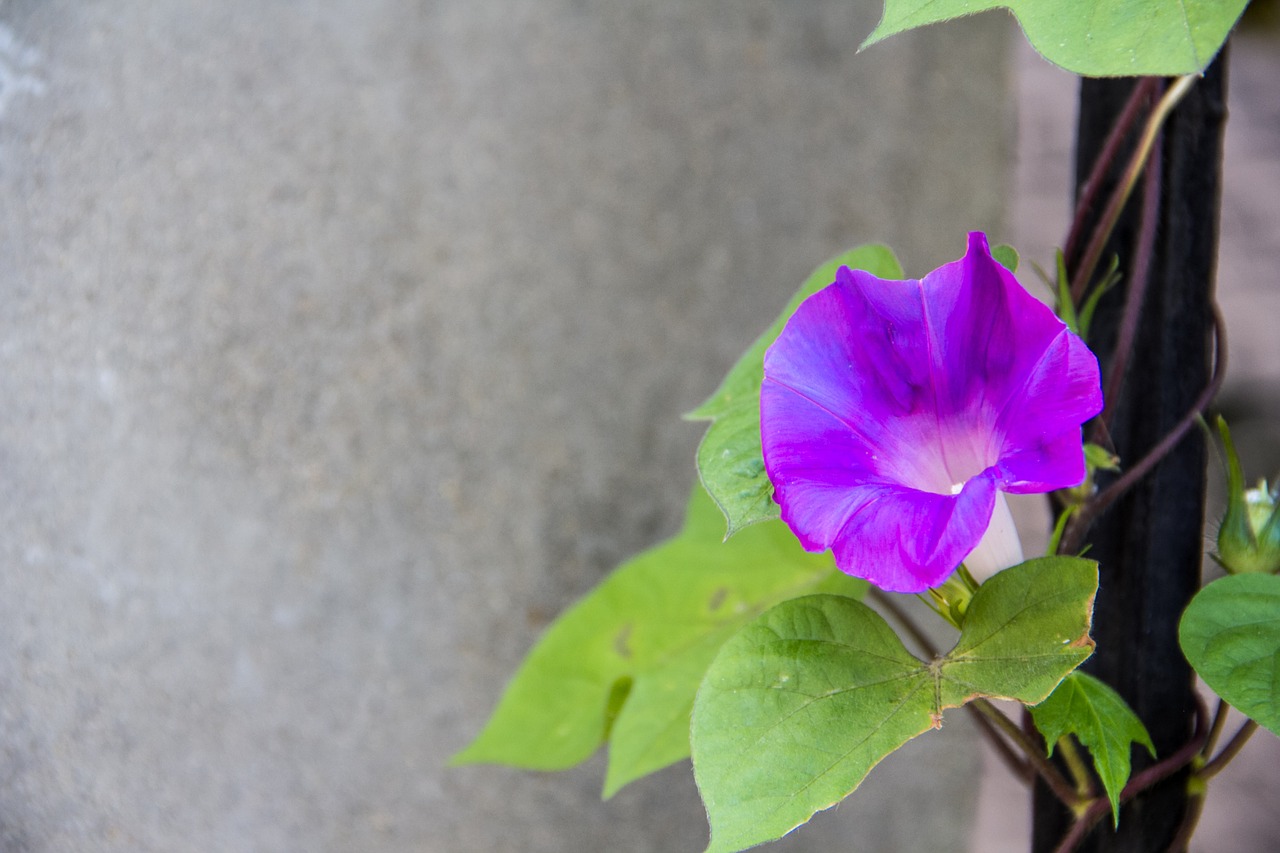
[{"x1": 0, "y1": 3, "x2": 1273, "y2": 851}]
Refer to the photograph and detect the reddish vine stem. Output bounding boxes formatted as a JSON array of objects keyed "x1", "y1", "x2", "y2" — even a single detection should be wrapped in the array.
[
  {"x1": 1201, "y1": 698, "x2": 1231, "y2": 758},
  {"x1": 1071, "y1": 76, "x2": 1195, "y2": 306},
  {"x1": 1164, "y1": 791, "x2": 1206, "y2": 853},
  {"x1": 976, "y1": 708, "x2": 1036, "y2": 785},
  {"x1": 867, "y1": 590, "x2": 1034, "y2": 784},
  {"x1": 1096, "y1": 141, "x2": 1162, "y2": 434},
  {"x1": 971, "y1": 699, "x2": 1077, "y2": 804},
  {"x1": 1062, "y1": 77, "x2": 1161, "y2": 271},
  {"x1": 1169, "y1": 706, "x2": 1259, "y2": 849},
  {"x1": 1061, "y1": 304, "x2": 1226, "y2": 556},
  {"x1": 1199, "y1": 719, "x2": 1260, "y2": 780},
  {"x1": 1051, "y1": 696, "x2": 1210, "y2": 853}
]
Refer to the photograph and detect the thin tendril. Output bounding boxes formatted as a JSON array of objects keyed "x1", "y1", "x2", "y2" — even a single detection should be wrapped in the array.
[
  {"x1": 1063, "y1": 78, "x2": 1162, "y2": 270},
  {"x1": 1199, "y1": 719, "x2": 1260, "y2": 780},
  {"x1": 972, "y1": 699, "x2": 1079, "y2": 806},
  {"x1": 1095, "y1": 141, "x2": 1162, "y2": 433},
  {"x1": 1061, "y1": 304, "x2": 1226, "y2": 555},
  {"x1": 1071, "y1": 75, "x2": 1196, "y2": 304}
]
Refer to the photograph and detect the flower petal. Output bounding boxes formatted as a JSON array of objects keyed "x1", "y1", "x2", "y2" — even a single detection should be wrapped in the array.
[
  {"x1": 762, "y1": 266, "x2": 955, "y2": 494},
  {"x1": 759, "y1": 232, "x2": 1102, "y2": 593},
  {"x1": 804, "y1": 472, "x2": 998, "y2": 593},
  {"x1": 917, "y1": 234, "x2": 1102, "y2": 490},
  {"x1": 994, "y1": 328, "x2": 1103, "y2": 491}
]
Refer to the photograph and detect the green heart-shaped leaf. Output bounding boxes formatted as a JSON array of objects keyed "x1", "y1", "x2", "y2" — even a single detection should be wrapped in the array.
[
  {"x1": 865, "y1": 0, "x2": 1247, "y2": 77},
  {"x1": 1180, "y1": 572, "x2": 1280, "y2": 737},
  {"x1": 692, "y1": 557, "x2": 1096, "y2": 852}
]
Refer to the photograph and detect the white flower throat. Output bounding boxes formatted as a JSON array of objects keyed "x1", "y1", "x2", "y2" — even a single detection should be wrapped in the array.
[{"x1": 963, "y1": 492, "x2": 1025, "y2": 583}]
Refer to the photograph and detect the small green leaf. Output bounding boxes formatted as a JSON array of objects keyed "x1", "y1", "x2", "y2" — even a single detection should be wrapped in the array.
[
  {"x1": 688, "y1": 245, "x2": 902, "y2": 536},
  {"x1": 1077, "y1": 256, "x2": 1121, "y2": 342},
  {"x1": 692, "y1": 557, "x2": 1095, "y2": 852},
  {"x1": 1045, "y1": 249, "x2": 1079, "y2": 336},
  {"x1": 452, "y1": 483, "x2": 864, "y2": 797},
  {"x1": 1180, "y1": 573, "x2": 1280, "y2": 737},
  {"x1": 991, "y1": 243, "x2": 1019, "y2": 274},
  {"x1": 863, "y1": 0, "x2": 1247, "y2": 77},
  {"x1": 1031, "y1": 672, "x2": 1155, "y2": 825}
]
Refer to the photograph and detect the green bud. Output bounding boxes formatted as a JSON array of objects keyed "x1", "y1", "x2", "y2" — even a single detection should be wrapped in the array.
[
  {"x1": 927, "y1": 569, "x2": 977, "y2": 629},
  {"x1": 1214, "y1": 417, "x2": 1280, "y2": 575},
  {"x1": 1245, "y1": 479, "x2": 1276, "y2": 533},
  {"x1": 1084, "y1": 442, "x2": 1121, "y2": 473},
  {"x1": 1060, "y1": 442, "x2": 1120, "y2": 506}
]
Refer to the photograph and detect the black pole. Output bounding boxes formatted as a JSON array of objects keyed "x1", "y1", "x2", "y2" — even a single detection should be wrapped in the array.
[{"x1": 1031, "y1": 54, "x2": 1228, "y2": 852}]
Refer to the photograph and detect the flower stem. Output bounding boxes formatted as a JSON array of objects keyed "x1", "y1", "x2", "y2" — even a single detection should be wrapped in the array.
[
  {"x1": 1056, "y1": 736, "x2": 1097, "y2": 799},
  {"x1": 1046, "y1": 505, "x2": 1077, "y2": 556}
]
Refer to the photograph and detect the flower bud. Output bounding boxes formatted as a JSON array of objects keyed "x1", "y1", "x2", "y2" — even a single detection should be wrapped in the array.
[
  {"x1": 1214, "y1": 417, "x2": 1280, "y2": 575},
  {"x1": 1059, "y1": 443, "x2": 1120, "y2": 506}
]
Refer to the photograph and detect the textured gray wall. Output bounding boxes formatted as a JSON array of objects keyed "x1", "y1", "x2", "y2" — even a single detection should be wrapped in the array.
[{"x1": 0, "y1": 3, "x2": 1011, "y2": 851}]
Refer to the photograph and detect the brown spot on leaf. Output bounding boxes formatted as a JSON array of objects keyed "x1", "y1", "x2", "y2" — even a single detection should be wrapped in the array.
[
  {"x1": 1069, "y1": 633, "x2": 1095, "y2": 650},
  {"x1": 614, "y1": 624, "x2": 633, "y2": 659},
  {"x1": 708, "y1": 586, "x2": 729, "y2": 611}
]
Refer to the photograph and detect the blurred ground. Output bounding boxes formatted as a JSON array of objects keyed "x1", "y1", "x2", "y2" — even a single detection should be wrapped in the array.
[{"x1": 975, "y1": 22, "x2": 1280, "y2": 853}]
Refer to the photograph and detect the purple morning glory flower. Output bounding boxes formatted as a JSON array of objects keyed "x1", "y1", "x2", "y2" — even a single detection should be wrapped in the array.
[{"x1": 760, "y1": 233, "x2": 1103, "y2": 593}]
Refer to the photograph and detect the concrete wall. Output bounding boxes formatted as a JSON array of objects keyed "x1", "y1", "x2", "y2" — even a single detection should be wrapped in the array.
[{"x1": 0, "y1": 3, "x2": 1012, "y2": 851}]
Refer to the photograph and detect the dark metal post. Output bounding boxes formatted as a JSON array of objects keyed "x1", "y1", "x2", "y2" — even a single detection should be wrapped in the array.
[{"x1": 1031, "y1": 55, "x2": 1229, "y2": 852}]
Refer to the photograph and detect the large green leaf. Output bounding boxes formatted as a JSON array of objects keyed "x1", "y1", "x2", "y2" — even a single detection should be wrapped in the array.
[
  {"x1": 692, "y1": 557, "x2": 1096, "y2": 852},
  {"x1": 864, "y1": 0, "x2": 1248, "y2": 77},
  {"x1": 452, "y1": 483, "x2": 865, "y2": 796},
  {"x1": 1031, "y1": 671, "x2": 1154, "y2": 824},
  {"x1": 1180, "y1": 573, "x2": 1280, "y2": 737},
  {"x1": 688, "y1": 245, "x2": 903, "y2": 536}
]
